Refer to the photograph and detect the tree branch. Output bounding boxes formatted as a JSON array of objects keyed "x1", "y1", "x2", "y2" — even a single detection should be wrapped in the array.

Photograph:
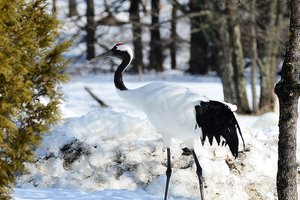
[{"x1": 84, "y1": 87, "x2": 109, "y2": 108}]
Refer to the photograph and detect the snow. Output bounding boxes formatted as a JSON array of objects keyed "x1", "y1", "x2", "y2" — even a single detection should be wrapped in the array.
[
  {"x1": 13, "y1": 72, "x2": 300, "y2": 199},
  {"x1": 13, "y1": 188, "x2": 161, "y2": 200}
]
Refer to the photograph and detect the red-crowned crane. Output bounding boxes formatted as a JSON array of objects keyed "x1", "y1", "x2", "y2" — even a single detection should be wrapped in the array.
[{"x1": 91, "y1": 43, "x2": 245, "y2": 200}]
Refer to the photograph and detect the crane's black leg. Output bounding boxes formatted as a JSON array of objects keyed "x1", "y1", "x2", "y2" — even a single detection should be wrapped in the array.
[
  {"x1": 164, "y1": 148, "x2": 172, "y2": 200},
  {"x1": 191, "y1": 149, "x2": 205, "y2": 200}
]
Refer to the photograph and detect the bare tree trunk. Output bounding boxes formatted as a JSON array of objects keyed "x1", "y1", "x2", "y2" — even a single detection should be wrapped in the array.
[
  {"x1": 188, "y1": 0, "x2": 209, "y2": 74},
  {"x1": 68, "y1": 0, "x2": 78, "y2": 17},
  {"x1": 250, "y1": 0, "x2": 258, "y2": 113},
  {"x1": 170, "y1": 3, "x2": 177, "y2": 70},
  {"x1": 86, "y1": 0, "x2": 95, "y2": 61},
  {"x1": 258, "y1": 0, "x2": 279, "y2": 113},
  {"x1": 226, "y1": 3, "x2": 250, "y2": 113},
  {"x1": 52, "y1": 0, "x2": 56, "y2": 14},
  {"x1": 149, "y1": 0, "x2": 163, "y2": 72},
  {"x1": 219, "y1": 16, "x2": 237, "y2": 105},
  {"x1": 213, "y1": 3, "x2": 250, "y2": 113},
  {"x1": 274, "y1": 0, "x2": 300, "y2": 199},
  {"x1": 129, "y1": 0, "x2": 144, "y2": 79}
]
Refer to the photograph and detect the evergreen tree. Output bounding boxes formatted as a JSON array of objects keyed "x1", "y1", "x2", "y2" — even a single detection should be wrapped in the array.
[{"x1": 0, "y1": 0, "x2": 71, "y2": 198}]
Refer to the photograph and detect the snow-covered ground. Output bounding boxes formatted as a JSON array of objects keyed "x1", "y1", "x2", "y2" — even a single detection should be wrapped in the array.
[{"x1": 13, "y1": 71, "x2": 300, "y2": 199}]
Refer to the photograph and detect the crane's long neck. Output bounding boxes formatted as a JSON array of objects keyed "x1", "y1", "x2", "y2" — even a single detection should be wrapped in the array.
[{"x1": 114, "y1": 53, "x2": 131, "y2": 91}]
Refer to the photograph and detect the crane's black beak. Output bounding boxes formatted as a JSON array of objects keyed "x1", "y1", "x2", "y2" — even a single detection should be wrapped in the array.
[{"x1": 89, "y1": 50, "x2": 113, "y2": 63}]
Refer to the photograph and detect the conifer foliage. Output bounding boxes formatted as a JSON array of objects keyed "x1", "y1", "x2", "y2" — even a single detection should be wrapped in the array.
[{"x1": 0, "y1": 0, "x2": 71, "y2": 198}]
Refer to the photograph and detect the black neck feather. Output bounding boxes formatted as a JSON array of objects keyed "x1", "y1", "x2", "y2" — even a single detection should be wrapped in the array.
[{"x1": 114, "y1": 53, "x2": 131, "y2": 91}]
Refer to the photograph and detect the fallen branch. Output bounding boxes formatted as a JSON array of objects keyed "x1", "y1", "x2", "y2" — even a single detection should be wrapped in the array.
[{"x1": 84, "y1": 87, "x2": 109, "y2": 108}]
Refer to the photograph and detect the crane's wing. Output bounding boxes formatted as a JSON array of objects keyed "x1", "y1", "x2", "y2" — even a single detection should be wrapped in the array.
[{"x1": 195, "y1": 100, "x2": 244, "y2": 158}]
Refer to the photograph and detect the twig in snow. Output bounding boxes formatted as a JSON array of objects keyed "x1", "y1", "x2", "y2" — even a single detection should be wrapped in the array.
[{"x1": 84, "y1": 86, "x2": 109, "y2": 108}]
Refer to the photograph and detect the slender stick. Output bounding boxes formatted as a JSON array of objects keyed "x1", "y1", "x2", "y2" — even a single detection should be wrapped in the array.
[
  {"x1": 164, "y1": 148, "x2": 172, "y2": 200},
  {"x1": 84, "y1": 87, "x2": 108, "y2": 108}
]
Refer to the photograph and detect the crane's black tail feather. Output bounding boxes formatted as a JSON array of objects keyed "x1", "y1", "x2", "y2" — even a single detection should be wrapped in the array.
[{"x1": 195, "y1": 100, "x2": 245, "y2": 158}]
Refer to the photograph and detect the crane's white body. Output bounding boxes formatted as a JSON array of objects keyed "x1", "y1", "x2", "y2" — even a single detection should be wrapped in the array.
[
  {"x1": 91, "y1": 43, "x2": 244, "y2": 200},
  {"x1": 117, "y1": 82, "x2": 208, "y2": 148}
]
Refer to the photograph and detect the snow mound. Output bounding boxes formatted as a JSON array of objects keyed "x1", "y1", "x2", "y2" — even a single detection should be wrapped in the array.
[
  {"x1": 13, "y1": 188, "x2": 161, "y2": 200},
  {"x1": 250, "y1": 112, "x2": 279, "y2": 140},
  {"x1": 16, "y1": 108, "x2": 300, "y2": 199}
]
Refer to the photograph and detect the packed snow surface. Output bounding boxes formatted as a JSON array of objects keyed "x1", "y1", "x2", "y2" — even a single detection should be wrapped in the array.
[{"x1": 14, "y1": 72, "x2": 300, "y2": 199}]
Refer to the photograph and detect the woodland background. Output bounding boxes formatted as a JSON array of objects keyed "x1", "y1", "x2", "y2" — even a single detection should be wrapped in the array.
[
  {"x1": 1, "y1": 0, "x2": 298, "y2": 199},
  {"x1": 52, "y1": 0, "x2": 290, "y2": 115}
]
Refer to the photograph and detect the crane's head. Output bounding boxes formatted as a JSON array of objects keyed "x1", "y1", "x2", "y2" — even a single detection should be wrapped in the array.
[{"x1": 90, "y1": 43, "x2": 133, "y2": 63}]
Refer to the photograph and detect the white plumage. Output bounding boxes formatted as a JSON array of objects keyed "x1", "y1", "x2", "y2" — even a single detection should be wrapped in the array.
[
  {"x1": 91, "y1": 43, "x2": 245, "y2": 200},
  {"x1": 117, "y1": 82, "x2": 206, "y2": 148}
]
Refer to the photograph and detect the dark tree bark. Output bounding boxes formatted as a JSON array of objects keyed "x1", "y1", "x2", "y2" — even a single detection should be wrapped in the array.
[
  {"x1": 274, "y1": 0, "x2": 300, "y2": 199},
  {"x1": 129, "y1": 0, "x2": 144, "y2": 77},
  {"x1": 149, "y1": 0, "x2": 163, "y2": 72},
  {"x1": 170, "y1": 3, "x2": 177, "y2": 70},
  {"x1": 188, "y1": 0, "x2": 209, "y2": 74},
  {"x1": 68, "y1": 0, "x2": 78, "y2": 17},
  {"x1": 86, "y1": 0, "x2": 95, "y2": 61}
]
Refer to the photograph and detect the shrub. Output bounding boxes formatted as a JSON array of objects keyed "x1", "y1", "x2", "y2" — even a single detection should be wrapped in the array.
[{"x1": 0, "y1": 0, "x2": 71, "y2": 198}]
